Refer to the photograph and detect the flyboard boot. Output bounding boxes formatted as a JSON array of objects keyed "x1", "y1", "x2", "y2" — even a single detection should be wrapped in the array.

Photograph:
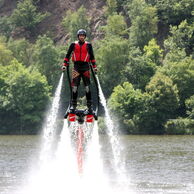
[
  {"x1": 65, "y1": 100, "x2": 77, "y2": 122},
  {"x1": 69, "y1": 100, "x2": 77, "y2": 113},
  {"x1": 85, "y1": 100, "x2": 94, "y2": 123}
]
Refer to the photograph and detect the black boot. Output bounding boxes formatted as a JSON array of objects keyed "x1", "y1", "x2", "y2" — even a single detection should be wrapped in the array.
[
  {"x1": 70, "y1": 100, "x2": 77, "y2": 113},
  {"x1": 87, "y1": 100, "x2": 93, "y2": 114},
  {"x1": 70, "y1": 86, "x2": 78, "y2": 113}
]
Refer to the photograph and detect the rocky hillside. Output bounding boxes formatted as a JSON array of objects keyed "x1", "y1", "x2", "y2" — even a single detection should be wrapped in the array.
[{"x1": 0, "y1": 0, "x2": 106, "y2": 43}]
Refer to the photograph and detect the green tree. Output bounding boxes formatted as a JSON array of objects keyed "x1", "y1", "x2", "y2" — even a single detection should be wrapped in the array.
[
  {"x1": 116, "y1": 0, "x2": 129, "y2": 9},
  {"x1": 62, "y1": 6, "x2": 91, "y2": 41},
  {"x1": 124, "y1": 73, "x2": 180, "y2": 134},
  {"x1": 123, "y1": 47, "x2": 156, "y2": 90},
  {"x1": 108, "y1": 76, "x2": 179, "y2": 134},
  {"x1": 160, "y1": 57, "x2": 194, "y2": 109},
  {"x1": 102, "y1": 14, "x2": 128, "y2": 36},
  {"x1": 105, "y1": 0, "x2": 118, "y2": 15},
  {"x1": 147, "y1": 0, "x2": 194, "y2": 25},
  {"x1": 11, "y1": 0, "x2": 48, "y2": 33},
  {"x1": 164, "y1": 92, "x2": 194, "y2": 135},
  {"x1": 165, "y1": 118, "x2": 194, "y2": 134},
  {"x1": 186, "y1": 95, "x2": 194, "y2": 119},
  {"x1": 143, "y1": 39, "x2": 163, "y2": 66},
  {"x1": 140, "y1": 72, "x2": 180, "y2": 133},
  {"x1": 127, "y1": 0, "x2": 158, "y2": 48},
  {"x1": 7, "y1": 38, "x2": 33, "y2": 67},
  {"x1": 163, "y1": 48, "x2": 187, "y2": 65},
  {"x1": 108, "y1": 82, "x2": 145, "y2": 133},
  {"x1": 124, "y1": 39, "x2": 163, "y2": 91},
  {"x1": 0, "y1": 16, "x2": 13, "y2": 39},
  {"x1": 164, "y1": 20, "x2": 194, "y2": 56},
  {"x1": 32, "y1": 0, "x2": 41, "y2": 5},
  {"x1": 96, "y1": 36, "x2": 129, "y2": 97},
  {"x1": 0, "y1": 37, "x2": 14, "y2": 65},
  {"x1": 146, "y1": 72, "x2": 179, "y2": 118},
  {"x1": 0, "y1": 60, "x2": 50, "y2": 134},
  {"x1": 32, "y1": 35, "x2": 60, "y2": 86}
]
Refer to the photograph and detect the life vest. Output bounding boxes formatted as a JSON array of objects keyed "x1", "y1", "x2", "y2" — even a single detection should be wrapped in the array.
[{"x1": 72, "y1": 41, "x2": 90, "y2": 62}]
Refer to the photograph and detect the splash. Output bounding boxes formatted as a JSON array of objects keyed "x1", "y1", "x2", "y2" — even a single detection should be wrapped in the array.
[
  {"x1": 42, "y1": 73, "x2": 64, "y2": 138},
  {"x1": 39, "y1": 73, "x2": 64, "y2": 163},
  {"x1": 95, "y1": 76, "x2": 133, "y2": 193},
  {"x1": 82, "y1": 122, "x2": 110, "y2": 193},
  {"x1": 96, "y1": 76, "x2": 123, "y2": 173},
  {"x1": 19, "y1": 73, "x2": 65, "y2": 194},
  {"x1": 17, "y1": 74, "x2": 134, "y2": 194}
]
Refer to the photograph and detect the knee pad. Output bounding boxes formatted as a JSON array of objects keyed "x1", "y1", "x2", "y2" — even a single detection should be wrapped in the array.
[
  {"x1": 85, "y1": 86, "x2": 90, "y2": 93},
  {"x1": 72, "y1": 86, "x2": 78, "y2": 93}
]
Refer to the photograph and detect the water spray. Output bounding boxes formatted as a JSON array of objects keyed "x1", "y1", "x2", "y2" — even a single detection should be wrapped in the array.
[
  {"x1": 39, "y1": 73, "x2": 64, "y2": 163},
  {"x1": 19, "y1": 69, "x2": 130, "y2": 194},
  {"x1": 95, "y1": 76, "x2": 123, "y2": 175}
]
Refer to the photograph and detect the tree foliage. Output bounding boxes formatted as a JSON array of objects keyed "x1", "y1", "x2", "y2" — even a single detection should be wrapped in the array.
[
  {"x1": 7, "y1": 38, "x2": 33, "y2": 67},
  {"x1": 0, "y1": 37, "x2": 14, "y2": 66},
  {"x1": 164, "y1": 20, "x2": 194, "y2": 56},
  {"x1": 146, "y1": 0, "x2": 194, "y2": 25},
  {"x1": 108, "y1": 82, "x2": 145, "y2": 133},
  {"x1": 109, "y1": 73, "x2": 180, "y2": 134},
  {"x1": 0, "y1": 16, "x2": 13, "y2": 39},
  {"x1": 105, "y1": 0, "x2": 118, "y2": 15},
  {"x1": 143, "y1": 39, "x2": 163, "y2": 66},
  {"x1": 62, "y1": 6, "x2": 91, "y2": 41},
  {"x1": 160, "y1": 57, "x2": 194, "y2": 106},
  {"x1": 32, "y1": 35, "x2": 60, "y2": 86},
  {"x1": 123, "y1": 46, "x2": 157, "y2": 90},
  {"x1": 127, "y1": 0, "x2": 158, "y2": 48},
  {"x1": 0, "y1": 60, "x2": 50, "y2": 134},
  {"x1": 11, "y1": 0, "x2": 48, "y2": 32},
  {"x1": 102, "y1": 14, "x2": 128, "y2": 37},
  {"x1": 135, "y1": 73, "x2": 179, "y2": 134},
  {"x1": 164, "y1": 118, "x2": 194, "y2": 135},
  {"x1": 96, "y1": 36, "x2": 129, "y2": 97},
  {"x1": 145, "y1": 72, "x2": 180, "y2": 120},
  {"x1": 186, "y1": 95, "x2": 194, "y2": 119}
]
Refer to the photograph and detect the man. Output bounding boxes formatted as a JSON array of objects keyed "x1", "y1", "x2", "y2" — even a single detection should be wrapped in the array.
[{"x1": 62, "y1": 29, "x2": 97, "y2": 113}]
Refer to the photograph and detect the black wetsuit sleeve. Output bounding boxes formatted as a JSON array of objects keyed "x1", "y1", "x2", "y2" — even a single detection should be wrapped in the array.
[
  {"x1": 64, "y1": 43, "x2": 75, "y2": 62},
  {"x1": 87, "y1": 43, "x2": 96, "y2": 64}
]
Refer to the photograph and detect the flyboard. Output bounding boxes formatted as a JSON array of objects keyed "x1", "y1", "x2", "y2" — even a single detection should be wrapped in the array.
[{"x1": 64, "y1": 64, "x2": 100, "y2": 174}]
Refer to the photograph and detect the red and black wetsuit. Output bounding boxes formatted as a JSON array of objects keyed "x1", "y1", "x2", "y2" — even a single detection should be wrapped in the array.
[{"x1": 64, "y1": 40, "x2": 96, "y2": 108}]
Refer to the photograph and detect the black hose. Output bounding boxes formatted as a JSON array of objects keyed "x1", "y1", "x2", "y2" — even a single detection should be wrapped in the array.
[
  {"x1": 64, "y1": 66, "x2": 72, "y2": 118},
  {"x1": 66, "y1": 65, "x2": 72, "y2": 99},
  {"x1": 90, "y1": 64, "x2": 100, "y2": 120}
]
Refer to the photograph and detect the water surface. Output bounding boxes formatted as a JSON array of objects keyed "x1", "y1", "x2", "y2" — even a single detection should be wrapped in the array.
[{"x1": 0, "y1": 135, "x2": 194, "y2": 194}]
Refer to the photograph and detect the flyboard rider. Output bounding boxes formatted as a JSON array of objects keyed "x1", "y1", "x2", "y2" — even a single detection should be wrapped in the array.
[{"x1": 61, "y1": 29, "x2": 97, "y2": 114}]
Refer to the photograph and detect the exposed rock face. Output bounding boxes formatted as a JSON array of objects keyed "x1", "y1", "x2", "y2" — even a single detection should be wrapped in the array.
[
  {"x1": 0, "y1": 0, "x2": 106, "y2": 43},
  {"x1": 0, "y1": 0, "x2": 18, "y2": 16}
]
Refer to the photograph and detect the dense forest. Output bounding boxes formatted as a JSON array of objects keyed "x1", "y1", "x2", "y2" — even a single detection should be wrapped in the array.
[{"x1": 0, "y1": 0, "x2": 194, "y2": 134}]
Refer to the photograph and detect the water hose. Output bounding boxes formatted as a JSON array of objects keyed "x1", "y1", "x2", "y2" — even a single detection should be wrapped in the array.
[{"x1": 90, "y1": 64, "x2": 100, "y2": 120}]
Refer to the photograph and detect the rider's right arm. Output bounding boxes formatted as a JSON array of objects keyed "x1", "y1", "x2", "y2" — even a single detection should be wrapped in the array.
[{"x1": 64, "y1": 43, "x2": 75, "y2": 64}]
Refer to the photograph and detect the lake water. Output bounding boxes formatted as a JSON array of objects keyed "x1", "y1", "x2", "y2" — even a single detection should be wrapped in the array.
[{"x1": 0, "y1": 135, "x2": 194, "y2": 194}]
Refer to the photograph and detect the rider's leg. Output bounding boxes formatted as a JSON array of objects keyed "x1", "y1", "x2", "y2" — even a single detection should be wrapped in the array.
[
  {"x1": 71, "y1": 69, "x2": 81, "y2": 110},
  {"x1": 85, "y1": 85, "x2": 92, "y2": 109},
  {"x1": 71, "y1": 86, "x2": 78, "y2": 109},
  {"x1": 82, "y1": 70, "x2": 93, "y2": 112}
]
